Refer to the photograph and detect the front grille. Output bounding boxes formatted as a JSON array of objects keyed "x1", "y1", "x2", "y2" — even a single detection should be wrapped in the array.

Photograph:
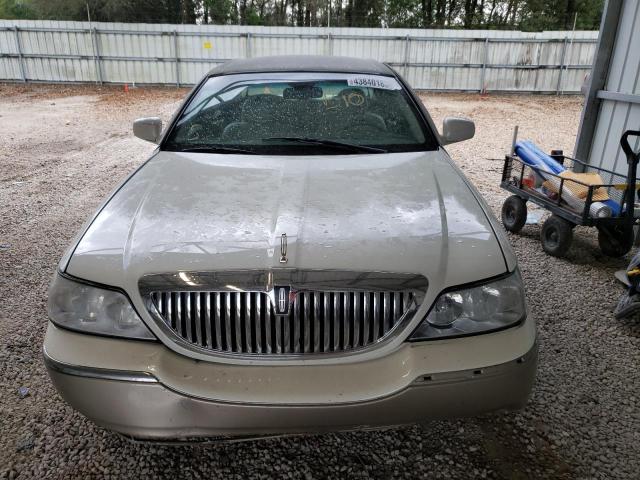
[{"x1": 148, "y1": 290, "x2": 416, "y2": 355}]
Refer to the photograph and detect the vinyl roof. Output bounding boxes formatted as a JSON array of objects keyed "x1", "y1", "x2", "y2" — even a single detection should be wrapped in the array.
[{"x1": 207, "y1": 55, "x2": 395, "y2": 77}]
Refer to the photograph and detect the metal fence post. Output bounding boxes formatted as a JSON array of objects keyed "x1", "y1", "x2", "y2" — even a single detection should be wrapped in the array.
[
  {"x1": 326, "y1": 33, "x2": 332, "y2": 56},
  {"x1": 90, "y1": 27, "x2": 103, "y2": 84},
  {"x1": 479, "y1": 37, "x2": 489, "y2": 93},
  {"x1": 246, "y1": 33, "x2": 252, "y2": 58},
  {"x1": 173, "y1": 30, "x2": 180, "y2": 87},
  {"x1": 403, "y1": 35, "x2": 410, "y2": 76},
  {"x1": 556, "y1": 36, "x2": 568, "y2": 95},
  {"x1": 13, "y1": 26, "x2": 26, "y2": 82}
]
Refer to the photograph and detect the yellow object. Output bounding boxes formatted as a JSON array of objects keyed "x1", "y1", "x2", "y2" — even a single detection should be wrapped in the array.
[
  {"x1": 543, "y1": 171, "x2": 610, "y2": 201},
  {"x1": 612, "y1": 183, "x2": 640, "y2": 191},
  {"x1": 203, "y1": 41, "x2": 212, "y2": 49},
  {"x1": 627, "y1": 268, "x2": 640, "y2": 277}
]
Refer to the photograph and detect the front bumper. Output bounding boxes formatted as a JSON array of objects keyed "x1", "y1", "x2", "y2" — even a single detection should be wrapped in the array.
[{"x1": 43, "y1": 320, "x2": 537, "y2": 440}]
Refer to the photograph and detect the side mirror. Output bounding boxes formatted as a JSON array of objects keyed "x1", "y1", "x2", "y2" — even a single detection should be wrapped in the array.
[
  {"x1": 133, "y1": 117, "x2": 162, "y2": 144},
  {"x1": 441, "y1": 117, "x2": 475, "y2": 145}
]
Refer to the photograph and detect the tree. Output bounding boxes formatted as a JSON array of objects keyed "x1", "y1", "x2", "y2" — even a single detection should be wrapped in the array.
[
  {"x1": 463, "y1": 0, "x2": 479, "y2": 27},
  {"x1": 0, "y1": 0, "x2": 605, "y2": 30},
  {"x1": 0, "y1": 0, "x2": 36, "y2": 19}
]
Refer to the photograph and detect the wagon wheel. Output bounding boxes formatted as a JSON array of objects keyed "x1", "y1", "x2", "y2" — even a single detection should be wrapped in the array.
[
  {"x1": 541, "y1": 215, "x2": 574, "y2": 257},
  {"x1": 501, "y1": 195, "x2": 527, "y2": 233},
  {"x1": 597, "y1": 224, "x2": 634, "y2": 257}
]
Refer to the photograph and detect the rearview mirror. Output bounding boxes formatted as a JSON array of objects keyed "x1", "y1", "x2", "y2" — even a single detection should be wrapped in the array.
[
  {"x1": 133, "y1": 117, "x2": 162, "y2": 144},
  {"x1": 441, "y1": 117, "x2": 475, "y2": 145},
  {"x1": 283, "y1": 86, "x2": 323, "y2": 99}
]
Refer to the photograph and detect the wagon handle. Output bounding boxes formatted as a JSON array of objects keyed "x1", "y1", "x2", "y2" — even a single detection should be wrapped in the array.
[
  {"x1": 620, "y1": 130, "x2": 640, "y2": 165},
  {"x1": 620, "y1": 130, "x2": 640, "y2": 220}
]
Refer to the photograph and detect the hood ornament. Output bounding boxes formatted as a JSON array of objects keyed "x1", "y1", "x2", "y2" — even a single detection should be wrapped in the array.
[{"x1": 279, "y1": 233, "x2": 288, "y2": 264}]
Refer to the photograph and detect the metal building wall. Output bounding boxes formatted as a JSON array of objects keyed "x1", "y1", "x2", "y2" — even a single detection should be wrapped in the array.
[
  {"x1": 0, "y1": 20, "x2": 598, "y2": 93},
  {"x1": 575, "y1": 0, "x2": 640, "y2": 176}
]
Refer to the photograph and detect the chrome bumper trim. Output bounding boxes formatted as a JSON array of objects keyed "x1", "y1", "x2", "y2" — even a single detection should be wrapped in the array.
[{"x1": 43, "y1": 348, "x2": 158, "y2": 384}]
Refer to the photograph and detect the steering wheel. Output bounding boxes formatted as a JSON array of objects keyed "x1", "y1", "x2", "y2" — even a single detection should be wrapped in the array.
[
  {"x1": 221, "y1": 122, "x2": 251, "y2": 141},
  {"x1": 186, "y1": 123, "x2": 204, "y2": 141},
  {"x1": 342, "y1": 114, "x2": 388, "y2": 134}
]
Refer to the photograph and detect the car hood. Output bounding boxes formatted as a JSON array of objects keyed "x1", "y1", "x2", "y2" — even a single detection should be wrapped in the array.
[{"x1": 66, "y1": 150, "x2": 508, "y2": 295}]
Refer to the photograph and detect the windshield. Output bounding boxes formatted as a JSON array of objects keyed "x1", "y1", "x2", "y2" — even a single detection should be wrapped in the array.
[{"x1": 163, "y1": 72, "x2": 437, "y2": 155}]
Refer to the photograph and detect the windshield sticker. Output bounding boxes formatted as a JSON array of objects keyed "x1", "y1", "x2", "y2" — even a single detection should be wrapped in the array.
[{"x1": 347, "y1": 76, "x2": 400, "y2": 90}]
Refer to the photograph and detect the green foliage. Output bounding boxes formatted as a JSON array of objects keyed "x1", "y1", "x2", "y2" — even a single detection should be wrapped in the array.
[
  {"x1": 204, "y1": 0, "x2": 237, "y2": 24},
  {"x1": 385, "y1": 0, "x2": 423, "y2": 28},
  {"x1": 0, "y1": 0, "x2": 36, "y2": 19},
  {"x1": 519, "y1": 0, "x2": 604, "y2": 31},
  {"x1": 0, "y1": 0, "x2": 605, "y2": 29}
]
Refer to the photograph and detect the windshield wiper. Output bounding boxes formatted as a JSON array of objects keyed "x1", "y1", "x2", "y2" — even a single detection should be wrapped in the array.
[
  {"x1": 170, "y1": 145, "x2": 258, "y2": 155},
  {"x1": 263, "y1": 137, "x2": 387, "y2": 153}
]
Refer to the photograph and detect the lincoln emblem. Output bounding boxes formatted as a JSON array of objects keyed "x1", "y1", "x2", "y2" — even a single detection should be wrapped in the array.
[{"x1": 274, "y1": 286, "x2": 292, "y2": 315}]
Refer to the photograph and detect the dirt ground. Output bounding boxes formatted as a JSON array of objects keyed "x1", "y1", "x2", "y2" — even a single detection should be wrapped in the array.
[{"x1": 1, "y1": 84, "x2": 639, "y2": 479}]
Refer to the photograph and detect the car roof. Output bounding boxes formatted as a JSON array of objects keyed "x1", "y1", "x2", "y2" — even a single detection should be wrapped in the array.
[{"x1": 207, "y1": 55, "x2": 396, "y2": 77}]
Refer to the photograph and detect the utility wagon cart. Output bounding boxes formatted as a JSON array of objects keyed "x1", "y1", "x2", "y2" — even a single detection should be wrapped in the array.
[{"x1": 500, "y1": 130, "x2": 640, "y2": 258}]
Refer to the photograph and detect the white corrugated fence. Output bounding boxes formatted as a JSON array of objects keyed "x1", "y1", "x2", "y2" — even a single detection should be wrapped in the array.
[{"x1": 0, "y1": 20, "x2": 598, "y2": 93}]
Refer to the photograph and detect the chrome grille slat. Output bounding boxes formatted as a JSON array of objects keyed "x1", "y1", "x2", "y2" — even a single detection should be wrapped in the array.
[
  {"x1": 255, "y1": 292, "x2": 262, "y2": 354},
  {"x1": 343, "y1": 292, "x2": 351, "y2": 350},
  {"x1": 214, "y1": 293, "x2": 222, "y2": 350},
  {"x1": 313, "y1": 292, "x2": 320, "y2": 353},
  {"x1": 244, "y1": 292, "x2": 252, "y2": 353},
  {"x1": 224, "y1": 292, "x2": 232, "y2": 352},
  {"x1": 332, "y1": 293, "x2": 340, "y2": 352},
  {"x1": 185, "y1": 292, "x2": 192, "y2": 342},
  {"x1": 373, "y1": 292, "x2": 380, "y2": 342},
  {"x1": 283, "y1": 302, "x2": 291, "y2": 353},
  {"x1": 393, "y1": 292, "x2": 400, "y2": 330},
  {"x1": 156, "y1": 293, "x2": 163, "y2": 315},
  {"x1": 193, "y1": 293, "x2": 201, "y2": 346},
  {"x1": 363, "y1": 293, "x2": 370, "y2": 344},
  {"x1": 233, "y1": 293, "x2": 241, "y2": 353},
  {"x1": 323, "y1": 293, "x2": 331, "y2": 352},
  {"x1": 176, "y1": 292, "x2": 183, "y2": 337},
  {"x1": 204, "y1": 293, "x2": 212, "y2": 348},
  {"x1": 274, "y1": 309, "x2": 283, "y2": 354},
  {"x1": 383, "y1": 292, "x2": 391, "y2": 334},
  {"x1": 353, "y1": 292, "x2": 361, "y2": 348},
  {"x1": 265, "y1": 297, "x2": 273, "y2": 354},
  {"x1": 303, "y1": 292, "x2": 311, "y2": 353},
  {"x1": 161, "y1": 293, "x2": 167, "y2": 324},
  {"x1": 149, "y1": 289, "x2": 417, "y2": 357},
  {"x1": 293, "y1": 294, "x2": 301, "y2": 353}
]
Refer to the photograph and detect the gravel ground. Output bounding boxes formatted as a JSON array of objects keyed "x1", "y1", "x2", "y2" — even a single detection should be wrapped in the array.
[{"x1": 1, "y1": 84, "x2": 639, "y2": 480}]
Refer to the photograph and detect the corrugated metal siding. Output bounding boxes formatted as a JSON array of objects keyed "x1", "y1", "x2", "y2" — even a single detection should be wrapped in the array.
[
  {"x1": 0, "y1": 20, "x2": 598, "y2": 92},
  {"x1": 586, "y1": 0, "x2": 640, "y2": 176},
  {"x1": 0, "y1": 28, "x2": 20, "y2": 79}
]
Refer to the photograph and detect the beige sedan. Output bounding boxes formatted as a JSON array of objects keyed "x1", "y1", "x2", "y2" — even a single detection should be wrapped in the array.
[{"x1": 44, "y1": 55, "x2": 536, "y2": 441}]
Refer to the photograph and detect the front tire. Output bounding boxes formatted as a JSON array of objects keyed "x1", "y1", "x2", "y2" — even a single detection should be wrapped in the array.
[
  {"x1": 541, "y1": 215, "x2": 573, "y2": 257},
  {"x1": 598, "y1": 225, "x2": 634, "y2": 257},
  {"x1": 501, "y1": 195, "x2": 527, "y2": 233}
]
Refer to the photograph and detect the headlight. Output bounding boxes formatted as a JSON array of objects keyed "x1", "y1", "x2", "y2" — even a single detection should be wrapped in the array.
[
  {"x1": 48, "y1": 273, "x2": 156, "y2": 340},
  {"x1": 409, "y1": 270, "x2": 526, "y2": 341}
]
